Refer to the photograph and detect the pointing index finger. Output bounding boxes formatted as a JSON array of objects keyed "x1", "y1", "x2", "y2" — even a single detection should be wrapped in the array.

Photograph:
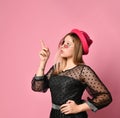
[{"x1": 40, "y1": 40, "x2": 46, "y2": 48}]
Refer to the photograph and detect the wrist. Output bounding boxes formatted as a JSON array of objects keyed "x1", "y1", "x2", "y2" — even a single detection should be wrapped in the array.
[
  {"x1": 77, "y1": 103, "x2": 91, "y2": 112},
  {"x1": 40, "y1": 60, "x2": 47, "y2": 65},
  {"x1": 77, "y1": 104, "x2": 83, "y2": 112}
]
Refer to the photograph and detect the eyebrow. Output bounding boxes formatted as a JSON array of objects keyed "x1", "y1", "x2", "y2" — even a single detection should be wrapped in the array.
[{"x1": 64, "y1": 39, "x2": 73, "y2": 43}]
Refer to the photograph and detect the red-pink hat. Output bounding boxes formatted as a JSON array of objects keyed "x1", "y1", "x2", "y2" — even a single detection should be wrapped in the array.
[{"x1": 71, "y1": 29, "x2": 93, "y2": 55}]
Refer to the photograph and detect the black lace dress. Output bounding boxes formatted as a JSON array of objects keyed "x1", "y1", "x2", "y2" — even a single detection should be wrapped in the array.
[{"x1": 31, "y1": 64, "x2": 112, "y2": 118}]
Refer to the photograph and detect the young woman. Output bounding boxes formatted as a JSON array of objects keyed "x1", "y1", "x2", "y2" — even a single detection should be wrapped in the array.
[{"x1": 31, "y1": 29, "x2": 112, "y2": 118}]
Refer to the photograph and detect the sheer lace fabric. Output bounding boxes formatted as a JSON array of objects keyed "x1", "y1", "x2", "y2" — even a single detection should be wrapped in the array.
[{"x1": 32, "y1": 64, "x2": 112, "y2": 111}]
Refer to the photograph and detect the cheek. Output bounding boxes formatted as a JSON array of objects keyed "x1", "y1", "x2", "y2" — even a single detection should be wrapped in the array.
[
  {"x1": 67, "y1": 49, "x2": 74, "y2": 55},
  {"x1": 61, "y1": 48, "x2": 74, "y2": 57},
  {"x1": 69, "y1": 48, "x2": 74, "y2": 54}
]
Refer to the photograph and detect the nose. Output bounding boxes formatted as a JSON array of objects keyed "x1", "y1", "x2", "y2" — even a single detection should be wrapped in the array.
[{"x1": 61, "y1": 44, "x2": 69, "y2": 48}]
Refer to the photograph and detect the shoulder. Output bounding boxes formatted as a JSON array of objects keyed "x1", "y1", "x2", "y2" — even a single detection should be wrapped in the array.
[
  {"x1": 78, "y1": 63, "x2": 92, "y2": 69},
  {"x1": 77, "y1": 64, "x2": 95, "y2": 73}
]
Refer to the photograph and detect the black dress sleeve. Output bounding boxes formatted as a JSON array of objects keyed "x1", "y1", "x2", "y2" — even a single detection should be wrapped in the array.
[
  {"x1": 31, "y1": 66, "x2": 54, "y2": 92},
  {"x1": 81, "y1": 65, "x2": 112, "y2": 111}
]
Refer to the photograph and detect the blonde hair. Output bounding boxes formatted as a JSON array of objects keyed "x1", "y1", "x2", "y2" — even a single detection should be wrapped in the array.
[{"x1": 53, "y1": 33, "x2": 84, "y2": 74}]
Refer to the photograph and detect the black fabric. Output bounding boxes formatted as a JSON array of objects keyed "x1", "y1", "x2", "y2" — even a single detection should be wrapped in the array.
[
  {"x1": 50, "y1": 109, "x2": 88, "y2": 118},
  {"x1": 49, "y1": 75, "x2": 86, "y2": 105},
  {"x1": 31, "y1": 64, "x2": 112, "y2": 118}
]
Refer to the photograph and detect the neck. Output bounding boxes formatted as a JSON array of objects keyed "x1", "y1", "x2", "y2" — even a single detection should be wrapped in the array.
[{"x1": 64, "y1": 58, "x2": 76, "y2": 70}]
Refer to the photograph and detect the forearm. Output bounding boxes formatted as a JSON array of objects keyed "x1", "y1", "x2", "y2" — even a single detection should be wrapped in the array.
[
  {"x1": 32, "y1": 61, "x2": 49, "y2": 92},
  {"x1": 36, "y1": 61, "x2": 47, "y2": 76}
]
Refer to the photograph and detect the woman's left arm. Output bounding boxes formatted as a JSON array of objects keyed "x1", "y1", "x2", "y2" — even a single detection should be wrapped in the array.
[
  {"x1": 60, "y1": 65, "x2": 112, "y2": 114},
  {"x1": 81, "y1": 65, "x2": 112, "y2": 112}
]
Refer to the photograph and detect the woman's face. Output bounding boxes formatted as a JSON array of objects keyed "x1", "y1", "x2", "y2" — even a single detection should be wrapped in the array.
[{"x1": 60, "y1": 35, "x2": 75, "y2": 59}]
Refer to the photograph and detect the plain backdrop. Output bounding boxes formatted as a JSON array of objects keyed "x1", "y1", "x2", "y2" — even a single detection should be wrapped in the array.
[{"x1": 0, "y1": 0, "x2": 120, "y2": 118}]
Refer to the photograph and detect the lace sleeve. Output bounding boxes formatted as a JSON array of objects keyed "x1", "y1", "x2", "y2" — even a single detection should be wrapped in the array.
[
  {"x1": 31, "y1": 66, "x2": 54, "y2": 92},
  {"x1": 81, "y1": 65, "x2": 112, "y2": 111}
]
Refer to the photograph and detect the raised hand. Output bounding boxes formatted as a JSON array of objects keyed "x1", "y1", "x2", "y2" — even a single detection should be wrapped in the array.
[{"x1": 39, "y1": 40, "x2": 50, "y2": 63}]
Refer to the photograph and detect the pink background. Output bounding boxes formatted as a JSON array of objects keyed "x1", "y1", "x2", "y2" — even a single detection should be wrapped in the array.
[{"x1": 0, "y1": 0, "x2": 120, "y2": 118}]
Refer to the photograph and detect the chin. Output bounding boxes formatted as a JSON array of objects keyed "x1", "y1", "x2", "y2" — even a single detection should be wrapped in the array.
[{"x1": 60, "y1": 54, "x2": 67, "y2": 58}]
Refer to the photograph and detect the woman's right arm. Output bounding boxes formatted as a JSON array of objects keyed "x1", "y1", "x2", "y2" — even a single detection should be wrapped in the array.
[
  {"x1": 31, "y1": 40, "x2": 50, "y2": 92},
  {"x1": 31, "y1": 65, "x2": 53, "y2": 92}
]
